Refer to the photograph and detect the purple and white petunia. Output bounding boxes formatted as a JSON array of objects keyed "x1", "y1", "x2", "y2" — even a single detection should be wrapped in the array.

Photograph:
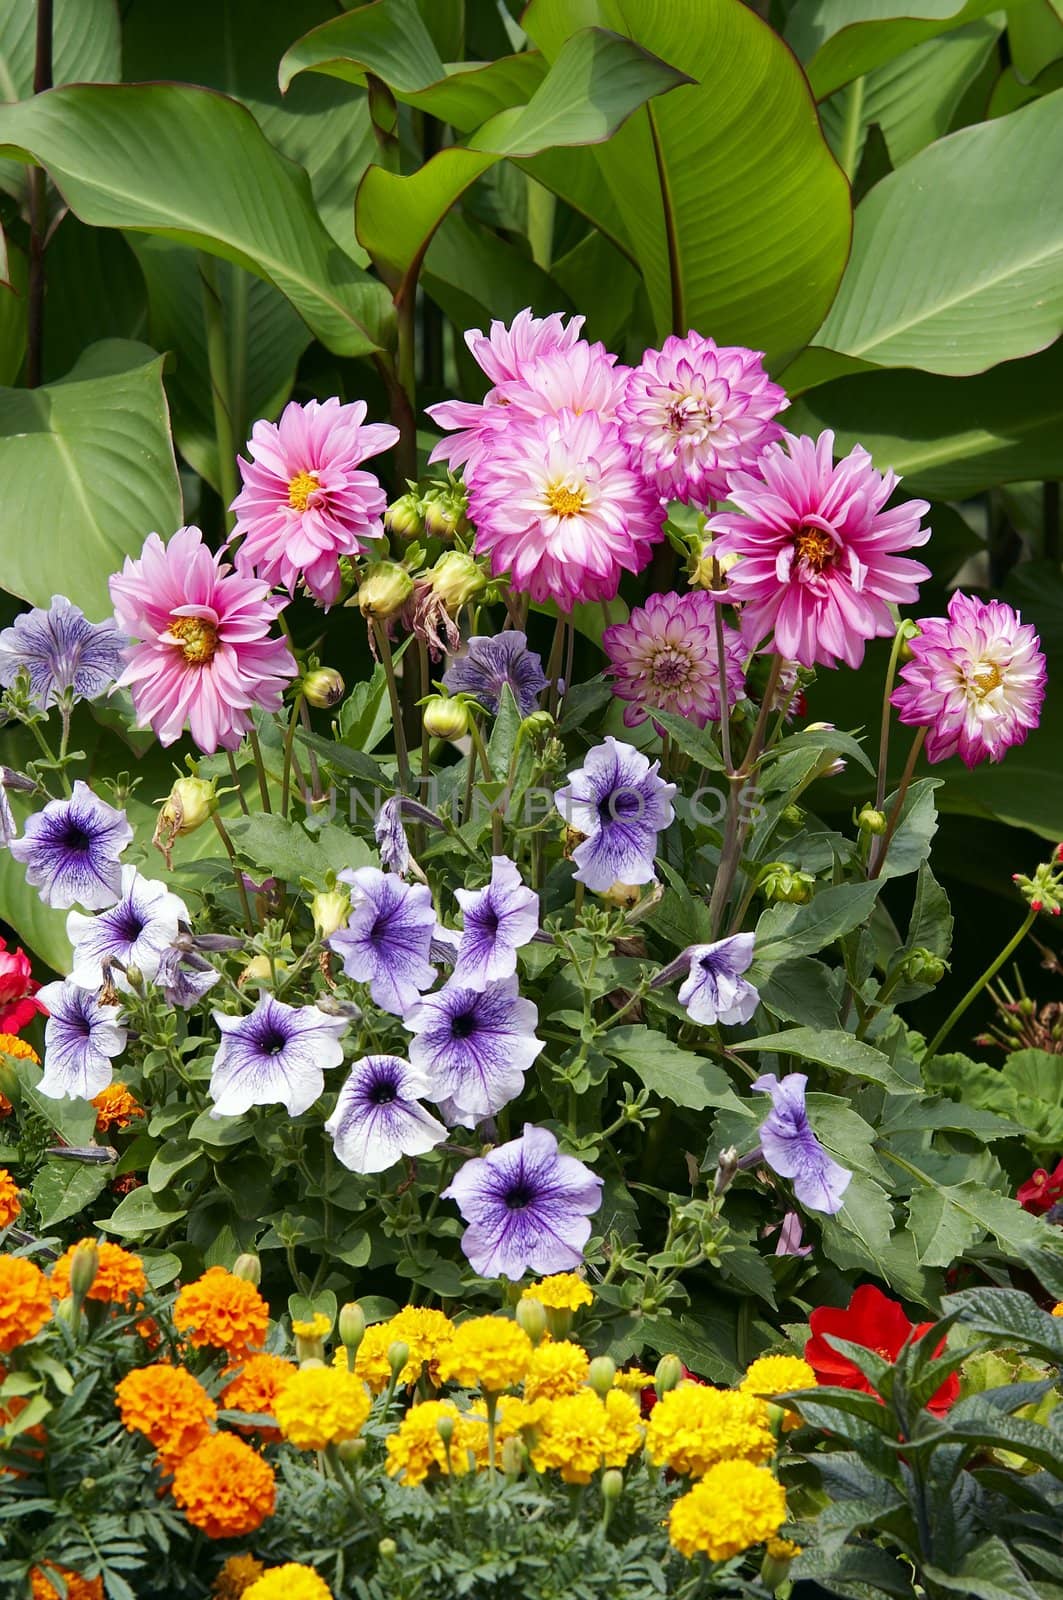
[
  {"x1": 442, "y1": 633, "x2": 549, "y2": 718},
  {"x1": 0, "y1": 595, "x2": 124, "y2": 710},
  {"x1": 451, "y1": 856, "x2": 539, "y2": 987},
  {"x1": 329, "y1": 867, "x2": 437, "y2": 1015},
  {"x1": 9, "y1": 781, "x2": 133, "y2": 910},
  {"x1": 554, "y1": 737, "x2": 675, "y2": 892},
  {"x1": 35, "y1": 979, "x2": 127, "y2": 1100},
  {"x1": 442, "y1": 1123, "x2": 603, "y2": 1281},
  {"x1": 154, "y1": 943, "x2": 221, "y2": 1008},
  {"x1": 753, "y1": 1072, "x2": 852, "y2": 1216},
  {"x1": 0, "y1": 785, "x2": 14, "y2": 848},
  {"x1": 677, "y1": 934, "x2": 759, "y2": 1026},
  {"x1": 208, "y1": 994, "x2": 348, "y2": 1118},
  {"x1": 324, "y1": 1053, "x2": 446, "y2": 1173},
  {"x1": 66, "y1": 865, "x2": 189, "y2": 990},
  {"x1": 405, "y1": 975, "x2": 544, "y2": 1127},
  {"x1": 375, "y1": 796, "x2": 411, "y2": 876}
]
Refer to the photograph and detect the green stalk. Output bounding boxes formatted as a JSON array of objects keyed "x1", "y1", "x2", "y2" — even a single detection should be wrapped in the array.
[
  {"x1": 247, "y1": 726, "x2": 272, "y2": 814},
  {"x1": 373, "y1": 620, "x2": 412, "y2": 795},
  {"x1": 281, "y1": 692, "x2": 304, "y2": 820},
  {"x1": 838, "y1": 76, "x2": 866, "y2": 184},
  {"x1": 868, "y1": 726, "x2": 926, "y2": 879},
  {"x1": 211, "y1": 811, "x2": 254, "y2": 933},
  {"x1": 924, "y1": 907, "x2": 1038, "y2": 1062},
  {"x1": 872, "y1": 621, "x2": 911, "y2": 814}
]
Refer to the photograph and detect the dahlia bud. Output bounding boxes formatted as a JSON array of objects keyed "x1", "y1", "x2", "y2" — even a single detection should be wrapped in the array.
[
  {"x1": 900, "y1": 947, "x2": 948, "y2": 986},
  {"x1": 422, "y1": 695, "x2": 469, "y2": 741},
  {"x1": 311, "y1": 889, "x2": 350, "y2": 940},
  {"x1": 601, "y1": 1468, "x2": 624, "y2": 1503},
  {"x1": 232, "y1": 1253, "x2": 262, "y2": 1285},
  {"x1": 153, "y1": 774, "x2": 216, "y2": 868},
  {"x1": 515, "y1": 1297, "x2": 547, "y2": 1346},
  {"x1": 423, "y1": 550, "x2": 485, "y2": 611},
  {"x1": 356, "y1": 560, "x2": 413, "y2": 620},
  {"x1": 384, "y1": 491, "x2": 424, "y2": 542},
  {"x1": 339, "y1": 1301, "x2": 366, "y2": 1355},
  {"x1": 587, "y1": 1357, "x2": 615, "y2": 1398},
  {"x1": 70, "y1": 1239, "x2": 100, "y2": 1305},
  {"x1": 857, "y1": 804, "x2": 888, "y2": 835},
  {"x1": 421, "y1": 481, "x2": 468, "y2": 542},
  {"x1": 301, "y1": 667, "x2": 345, "y2": 709},
  {"x1": 654, "y1": 1353, "x2": 683, "y2": 1399},
  {"x1": 520, "y1": 710, "x2": 555, "y2": 738},
  {"x1": 760, "y1": 862, "x2": 815, "y2": 904}
]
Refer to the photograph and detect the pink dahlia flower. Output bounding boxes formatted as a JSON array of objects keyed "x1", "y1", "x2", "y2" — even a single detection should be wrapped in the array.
[
  {"x1": 891, "y1": 591, "x2": 1046, "y2": 767},
  {"x1": 603, "y1": 591, "x2": 746, "y2": 728},
  {"x1": 708, "y1": 431, "x2": 931, "y2": 670},
  {"x1": 229, "y1": 398, "x2": 399, "y2": 607},
  {"x1": 617, "y1": 332, "x2": 787, "y2": 506},
  {"x1": 466, "y1": 408, "x2": 664, "y2": 610},
  {"x1": 110, "y1": 525, "x2": 296, "y2": 753}
]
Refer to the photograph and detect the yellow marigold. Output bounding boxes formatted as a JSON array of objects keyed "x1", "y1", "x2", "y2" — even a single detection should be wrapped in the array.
[
  {"x1": 0, "y1": 1033, "x2": 39, "y2": 1062},
  {"x1": 529, "y1": 1389, "x2": 608, "y2": 1483},
  {"x1": 437, "y1": 1316, "x2": 533, "y2": 1393},
  {"x1": 600, "y1": 1387, "x2": 644, "y2": 1466},
  {"x1": 766, "y1": 1537, "x2": 802, "y2": 1561},
  {"x1": 385, "y1": 1398, "x2": 473, "y2": 1486},
  {"x1": 521, "y1": 1274, "x2": 593, "y2": 1313},
  {"x1": 174, "y1": 1265, "x2": 269, "y2": 1358},
  {"x1": 339, "y1": 1304, "x2": 457, "y2": 1391},
  {"x1": 613, "y1": 1367, "x2": 654, "y2": 1393},
  {"x1": 213, "y1": 1553, "x2": 265, "y2": 1599},
  {"x1": 91, "y1": 1083, "x2": 145, "y2": 1132},
  {"x1": 668, "y1": 1461, "x2": 786, "y2": 1561},
  {"x1": 115, "y1": 1363, "x2": 217, "y2": 1466},
  {"x1": 464, "y1": 1394, "x2": 549, "y2": 1467},
  {"x1": 0, "y1": 1255, "x2": 51, "y2": 1352},
  {"x1": 1053, "y1": 1302, "x2": 1063, "y2": 1318},
  {"x1": 291, "y1": 1312, "x2": 331, "y2": 1339},
  {"x1": 172, "y1": 1433, "x2": 276, "y2": 1538},
  {"x1": 274, "y1": 1365, "x2": 371, "y2": 1451},
  {"x1": 524, "y1": 1339, "x2": 590, "y2": 1402},
  {"x1": 221, "y1": 1353, "x2": 297, "y2": 1438},
  {"x1": 739, "y1": 1354, "x2": 817, "y2": 1432},
  {"x1": 243, "y1": 1565, "x2": 333, "y2": 1600},
  {"x1": 29, "y1": 1567, "x2": 104, "y2": 1600},
  {"x1": 0, "y1": 1167, "x2": 21, "y2": 1228},
  {"x1": 51, "y1": 1238, "x2": 147, "y2": 1308},
  {"x1": 646, "y1": 1385, "x2": 774, "y2": 1477}
]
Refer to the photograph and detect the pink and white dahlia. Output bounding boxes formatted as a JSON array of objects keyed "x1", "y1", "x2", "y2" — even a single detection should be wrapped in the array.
[
  {"x1": 891, "y1": 591, "x2": 1046, "y2": 768},
  {"x1": 603, "y1": 591, "x2": 746, "y2": 728},
  {"x1": 110, "y1": 526, "x2": 296, "y2": 753},
  {"x1": 466, "y1": 409, "x2": 664, "y2": 610},
  {"x1": 229, "y1": 398, "x2": 399, "y2": 607},
  {"x1": 617, "y1": 332, "x2": 787, "y2": 506},
  {"x1": 708, "y1": 431, "x2": 931, "y2": 670}
]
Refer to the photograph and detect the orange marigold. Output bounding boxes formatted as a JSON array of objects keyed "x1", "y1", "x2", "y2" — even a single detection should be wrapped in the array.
[
  {"x1": 0, "y1": 1256, "x2": 51, "y2": 1352},
  {"x1": 51, "y1": 1239, "x2": 147, "y2": 1308},
  {"x1": 222, "y1": 1353, "x2": 298, "y2": 1438},
  {"x1": 172, "y1": 1434, "x2": 276, "y2": 1539},
  {"x1": 115, "y1": 1364, "x2": 217, "y2": 1466},
  {"x1": 0, "y1": 1033, "x2": 39, "y2": 1063},
  {"x1": 175, "y1": 1266, "x2": 269, "y2": 1359},
  {"x1": 91, "y1": 1083, "x2": 145, "y2": 1132},
  {"x1": 0, "y1": 1167, "x2": 21, "y2": 1228},
  {"x1": 30, "y1": 1567, "x2": 103, "y2": 1600}
]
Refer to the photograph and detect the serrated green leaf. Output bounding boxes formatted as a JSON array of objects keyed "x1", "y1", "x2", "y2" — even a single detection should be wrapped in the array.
[
  {"x1": 734, "y1": 1027, "x2": 913, "y2": 1094},
  {"x1": 754, "y1": 880, "x2": 883, "y2": 967},
  {"x1": 602, "y1": 1025, "x2": 739, "y2": 1112},
  {"x1": 31, "y1": 1160, "x2": 110, "y2": 1229}
]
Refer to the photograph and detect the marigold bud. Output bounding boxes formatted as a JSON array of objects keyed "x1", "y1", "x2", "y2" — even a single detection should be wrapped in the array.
[
  {"x1": 311, "y1": 889, "x2": 350, "y2": 940},
  {"x1": 302, "y1": 667, "x2": 345, "y2": 709},
  {"x1": 423, "y1": 695, "x2": 469, "y2": 740},
  {"x1": 378, "y1": 1538, "x2": 398, "y2": 1562},
  {"x1": 337, "y1": 1436, "x2": 367, "y2": 1465},
  {"x1": 232, "y1": 1253, "x2": 261, "y2": 1285},
  {"x1": 857, "y1": 804, "x2": 888, "y2": 835},
  {"x1": 70, "y1": 1239, "x2": 100, "y2": 1304},
  {"x1": 384, "y1": 492, "x2": 423, "y2": 542},
  {"x1": 654, "y1": 1353, "x2": 683, "y2": 1398},
  {"x1": 387, "y1": 1340, "x2": 411, "y2": 1381},
  {"x1": 601, "y1": 1468, "x2": 624, "y2": 1502},
  {"x1": 587, "y1": 1357, "x2": 615, "y2": 1398},
  {"x1": 357, "y1": 560, "x2": 413, "y2": 620},
  {"x1": 423, "y1": 550, "x2": 485, "y2": 611},
  {"x1": 515, "y1": 1297, "x2": 547, "y2": 1346},
  {"x1": 435, "y1": 1412, "x2": 455, "y2": 1447},
  {"x1": 500, "y1": 1435, "x2": 525, "y2": 1476},
  {"x1": 339, "y1": 1301, "x2": 366, "y2": 1353}
]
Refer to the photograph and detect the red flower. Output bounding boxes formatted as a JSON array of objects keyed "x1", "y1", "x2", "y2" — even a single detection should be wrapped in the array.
[
  {"x1": 1017, "y1": 1160, "x2": 1063, "y2": 1216},
  {"x1": 0, "y1": 939, "x2": 45, "y2": 1034},
  {"x1": 805, "y1": 1284, "x2": 958, "y2": 1416}
]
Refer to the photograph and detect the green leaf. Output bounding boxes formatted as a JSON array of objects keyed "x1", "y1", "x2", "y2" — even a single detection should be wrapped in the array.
[
  {"x1": 31, "y1": 1160, "x2": 110, "y2": 1228},
  {"x1": 877, "y1": 777, "x2": 940, "y2": 881},
  {"x1": 602, "y1": 1025, "x2": 739, "y2": 1111},
  {"x1": 902, "y1": 862, "x2": 954, "y2": 961},
  {"x1": 788, "y1": 0, "x2": 1004, "y2": 100},
  {"x1": 821, "y1": 1174, "x2": 897, "y2": 1275},
  {"x1": 337, "y1": 663, "x2": 392, "y2": 756},
  {"x1": 97, "y1": 1185, "x2": 188, "y2": 1237},
  {"x1": 760, "y1": 957, "x2": 841, "y2": 1030},
  {"x1": 943, "y1": 1285, "x2": 1063, "y2": 1362},
  {"x1": 733, "y1": 1027, "x2": 914, "y2": 1093},
  {"x1": 754, "y1": 880, "x2": 883, "y2": 967},
  {"x1": 0, "y1": 83, "x2": 394, "y2": 357},
  {"x1": 13, "y1": 1059, "x2": 96, "y2": 1147},
  {"x1": 0, "y1": 339, "x2": 181, "y2": 617},
  {"x1": 791, "y1": 1543, "x2": 926, "y2": 1599},
  {"x1": 521, "y1": 0, "x2": 852, "y2": 365},
  {"x1": 908, "y1": 1179, "x2": 1054, "y2": 1268},
  {"x1": 288, "y1": 1290, "x2": 338, "y2": 1332},
  {"x1": 923, "y1": 1539, "x2": 1042, "y2": 1600},
  {"x1": 649, "y1": 709, "x2": 725, "y2": 773},
  {"x1": 0, "y1": 801, "x2": 71, "y2": 973},
  {"x1": 814, "y1": 93, "x2": 1063, "y2": 375},
  {"x1": 229, "y1": 814, "x2": 374, "y2": 884},
  {"x1": 148, "y1": 1139, "x2": 206, "y2": 1194}
]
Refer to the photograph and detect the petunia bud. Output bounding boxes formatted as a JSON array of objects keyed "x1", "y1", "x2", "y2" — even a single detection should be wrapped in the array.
[
  {"x1": 422, "y1": 695, "x2": 469, "y2": 741},
  {"x1": 301, "y1": 668, "x2": 345, "y2": 709},
  {"x1": 857, "y1": 804, "x2": 888, "y2": 835},
  {"x1": 587, "y1": 1357, "x2": 615, "y2": 1398},
  {"x1": 356, "y1": 561, "x2": 414, "y2": 620},
  {"x1": 515, "y1": 1297, "x2": 547, "y2": 1346},
  {"x1": 654, "y1": 1353, "x2": 683, "y2": 1399},
  {"x1": 423, "y1": 550, "x2": 485, "y2": 611},
  {"x1": 70, "y1": 1239, "x2": 100, "y2": 1305},
  {"x1": 384, "y1": 491, "x2": 424, "y2": 542},
  {"x1": 311, "y1": 889, "x2": 350, "y2": 940},
  {"x1": 714, "y1": 1145, "x2": 739, "y2": 1196},
  {"x1": 232, "y1": 1253, "x2": 261, "y2": 1285}
]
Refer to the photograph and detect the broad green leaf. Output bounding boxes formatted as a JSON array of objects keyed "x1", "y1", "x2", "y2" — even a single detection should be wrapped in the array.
[
  {"x1": 792, "y1": 1544, "x2": 935, "y2": 1599},
  {"x1": 814, "y1": 93, "x2": 1063, "y2": 375},
  {"x1": 13, "y1": 1059, "x2": 97, "y2": 1148},
  {"x1": 0, "y1": 339, "x2": 181, "y2": 617},
  {"x1": 989, "y1": 57, "x2": 1063, "y2": 117},
  {"x1": 903, "y1": 863, "x2": 954, "y2": 961},
  {"x1": 521, "y1": 0, "x2": 851, "y2": 365},
  {"x1": 907, "y1": 1182, "x2": 986, "y2": 1266},
  {"x1": 760, "y1": 957, "x2": 841, "y2": 1030},
  {"x1": 148, "y1": 1139, "x2": 206, "y2": 1194},
  {"x1": 876, "y1": 777, "x2": 940, "y2": 881},
  {"x1": 31, "y1": 1160, "x2": 110, "y2": 1228},
  {"x1": 0, "y1": 84, "x2": 393, "y2": 357},
  {"x1": 943, "y1": 1285, "x2": 1063, "y2": 1361},
  {"x1": 41, "y1": 218, "x2": 147, "y2": 385},
  {"x1": 423, "y1": 210, "x2": 575, "y2": 336},
  {"x1": 754, "y1": 880, "x2": 883, "y2": 966},
  {"x1": 603, "y1": 1025, "x2": 739, "y2": 1111},
  {"x1": 788, "y1": 0, "x2": 1004, "y2": 99},
  {"x1": 923, "y1": 1539, "x2": 1042, "y2": 1600},
  {"x1": 230, "y1": 814, "x2": 375, "y2": 884},
  {"x1": 908, "y1": 1179, "x2": 1052, "y2": 1267},
  {"x1": 0, "y1": 799, "x2": 72, "y2": 972},
  {"x1": 1009, "y1": 0, "x2": 1063, "y2": 77},
  {"x1": 98, "y1": 1185, "x2": 188, "y2": 1237},
  {"x1": 733, "y1": 1027, "x2": 914, "y2": 1093},
  {"x1": 820, "y1": 1174, "x2": 897, "y2": 1276}
]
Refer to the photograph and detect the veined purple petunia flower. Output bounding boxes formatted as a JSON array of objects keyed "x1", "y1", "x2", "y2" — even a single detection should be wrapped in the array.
[
  {"x1": 753, "y1": 1073, "x2": 852, "y2": 1216},
  {"x1": 375, "y1": 796, "x2": 411, "y2": 876},
  {"x1": 442, "y1": 632, "x2": 549, "y2": 718},
  {"x1": 208, "y1": 994, "x2": 348, "y2": 1118},
  {"x1": 677, "y1": 934, "x2": 759, "y2": 1026},
  {"x1": 0, "y1": 594, "x2": 124, "y2": 711},
  {"x1": 329, "y1": 866, "x2": 437, "y2": 1015},
  {"x1": 324, "y1": 1053, "x2": 446, "y2": 1174},
  {"x1": 154, "y1": 943, "x2": 221, "y2": 1008},
  {"x1": 66, "y1": 865, "x2": 189, "y2": 991},
  {"x1": 554, "y1": 737, "x2": 675, "y2": 892},
  {"x1": 442, "y1": 1123, "x2": 603, "y2": 1281},
  {"x1": 451, "y1": 855, "x2": 539, "y2": 986},
  {"x1": 9, "y1": 781, "x2": 133, "y2": 910},
  {"x1": 36, "y1": 979, "x2": 127, "y2": 1100},
  {"x1": 404, "y1": 974, "x2": 544, "y2": 1127}
]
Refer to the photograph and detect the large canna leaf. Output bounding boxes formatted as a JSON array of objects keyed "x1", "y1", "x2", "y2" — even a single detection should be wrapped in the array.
[{"x1": 787, "y1": 0, "x2": 1004, "y2": 99}]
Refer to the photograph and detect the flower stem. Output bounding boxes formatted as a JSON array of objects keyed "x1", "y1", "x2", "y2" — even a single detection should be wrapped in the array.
[
  {"x1": 867, "y1": 726, "x2": 926, "y2": 879},
  {"x1": 26, "y1": 717, "x2": 71, "y2": 796},
  {"x1": 924, "y1": 907, "x2": 1038, "y2": 1062},
  {"x1": 281, "y1": 692, "x2": 304, "y2": 820},
  {"x1": 211, "y1": 811, "x2": 254, "y2": 933},
  {"x1": 247, "y1": 726, "x2": 272, "y2": 813},
  {"x1": 372, "y1": 620, "x2": 412, "y2": 795},
  {"x1": 873, "y1": 620, "x2": 911, "y2": 814},
  {"x1": 712, "y1": 591, "x2": 733, "y2": 776},
  {"x1": 708, "y1": 654, "x2": 783, "y2": 937},
  {"x1": 225, "y1": 752, "x2": 250, "y2": 815}
]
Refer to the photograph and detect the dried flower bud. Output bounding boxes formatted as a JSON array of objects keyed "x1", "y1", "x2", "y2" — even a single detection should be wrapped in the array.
[
  {"x1": 153, "y1": 775, "x2": 216, "y2": 868},
  {"x1": 232, "y1": 1253, "x2": 262, "y2": 1285},
  {"x1": 311, "y1": 889, "x2": 350, "y2": 940},
  {"x1": 423, "y1": 695, "x2": 469, "y2": 741},
  {"x1": 857, "y1": 804, "x2": 888, "y2": 835},
  {"x1": 714, "y1": 1145, "x2": 739, "y2": 1196},
  {"x1": 654, "y1": 1353, "x2": 683, "y2": 1398},
  {"x1": 356, "y1": 560, "x2": 413, "y2": 620},
  {"x1": 423, "y1": 550, "x2": 485, "y2": 611},
  {"x1": 302, "y1": 667, "x2": 345, "y2": 709},
  {"x1": 515, "y1": 1297, "x2": 547, "y2": 1346},
  {"x1": 587, "y1": 1357, "x2": 615, "y2": 1398}
]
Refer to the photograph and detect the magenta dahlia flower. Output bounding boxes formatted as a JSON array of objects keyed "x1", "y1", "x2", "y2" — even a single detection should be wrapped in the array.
[
  {"x1": 708, "y1": 431, "x2": 931, "y2": 670},
  {"x1": 891, "y1": 591, "x2": 1046, "y2": 767},
  {"x1": 229, "y1": 398, "x2": 399, "y2": 606},
  {"x1": 109, "y1": 526, "x2": 296, "y2": 753},
  {"x1": 466, "y1": 409, "x2": 663, "y2": 609},
  {"x1": 603, "y1": 590, "x2": 746, "y2": 728},
  {"x1": 617, "y1": 333, "x2": 787, "y2": 506}
]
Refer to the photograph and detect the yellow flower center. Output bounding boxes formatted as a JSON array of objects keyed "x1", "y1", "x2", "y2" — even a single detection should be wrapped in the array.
[
  {"x1": 970, "y1": 660, "x2": 1003, "y2": 698},
  {"x1": 793, "y1": 526, "x2": 835, "y2": 574},
  {"x1": 167, "y1": 616, "x2": 218, "y2": 665},
  {"x1": 546, "y1": 483, "x2": 586, "y2": 518},
  {"x1": 288, "y1": 469, "x2": 319, "y2": 512}
]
